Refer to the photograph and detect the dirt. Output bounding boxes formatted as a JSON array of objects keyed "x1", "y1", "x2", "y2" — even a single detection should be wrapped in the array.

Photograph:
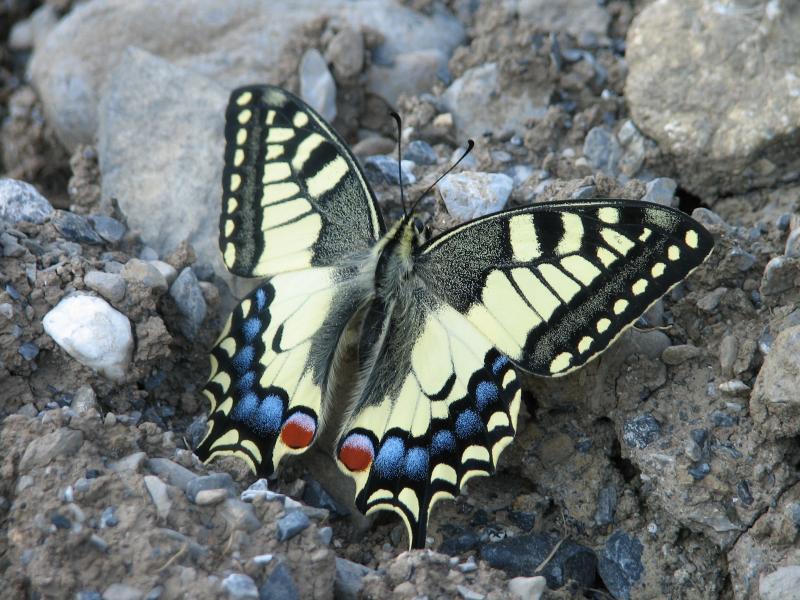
[{"x1": 1, "y1": 2, "x2": 799, "y2": 600}]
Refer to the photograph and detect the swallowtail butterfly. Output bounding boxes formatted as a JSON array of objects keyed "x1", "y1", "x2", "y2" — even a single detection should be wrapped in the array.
[{"x1": 195, "y1": 85, "x2": 714, "y2": 548}]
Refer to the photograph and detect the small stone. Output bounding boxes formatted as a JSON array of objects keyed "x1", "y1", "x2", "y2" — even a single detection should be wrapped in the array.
[
  {"x1": 76, "y1": 592, "x2": 103, "y2": 600},
  {"x1": 194, "y1": 488, "x2": 229, "y2": 506},
  {"x1": 221, "y1": 573, "x2": 259, "y2": 600},
  {"x1": 169, "y1": 267, "x2": 207, "y2": 339},
  {"x1": 719, "y1": 379, "x2": 750, "y2": 396},
  {"x1": 259, "y1": 563, "x2": 300, "y2": 600},
  {"x1": 100, "y1": 506, "x2": 119, "y2": 528},
  {"x1": 508, "y1": 576, "x2": 546, "y2": 600},
  {"x1": 121, "y1": 259, "x2": 168, "y2": 293},
  {"x1": 729, "y1": 247, "x2": 757, "y2": 272},
  {"x1": 302, "y1": 478, "x2": 349, "y2": 517},
  {"x1": 318, "y1": 526, "x2": 333, "y2": 546},
  {"x1": 186, "y1": 472, "x2": 235, "y2": 502},
  {"x1": 143, "y1": 475, "x2": 172, "y2": 520},
  {"x1": 109, "y1": 452, "x2": 147, "y2": 473},
  {"x1": 623, "y1": 414, "x2": 662, "y2": 449},
  {"x1": 595, "y1": 485, "x2": 617, "y2": 526},
  {"x1": 440, "y1": 527, "x2": 480, "y2": 555},
  {"x1": 0, "y1": 303, "x2": 13, "y2": 319},
  {"x1": 736, "y1": 480, "x2": 754, "y2": 506},
  {"x1": 19, "y1": 428, "x2": 83, "y2": 472},
  {"x1": 597, "y1": 531, "x2": 644, "y2": 600},
  {"x1": 219, "y1": 499, "x2": 262, "y2": 533},
  {"x1": 0, "y1": 179, "x2": 54, "y2": 224},
  {"x1": 351, "y1": 136, "x2": 396, "y2": 157},
  {"x1": 148, "y1": 260, "x2": 178, "y2": 285},
  {"x1": 325, "y1": 27, "x2": 364, "y2": 80},
  {"x1": 1, "y1": 232, "x2": 26, "y2": 257},
  {"x1": 404, "y1": 140, "x2": 438, "y2": 165},
  {"x1": 433, "y1": 112, "x2": 454, "y2": 130},
  {"x1": 52, "y1": 210, "x2": 104, "y2": 245},
  {"x1": 85, "y1": 270, "x2": 127, "y2": 303},
  {"x1": 145, "y1": 458, "x2": 196, "y2": 491},
  {"x1": 89, "y1": 215, "x2": 126, "y2": 243},
  {"x1": 661, "y1": 344, "x2": 701, "y2": 366},
  {"x1": 102, "y1": 583, "x2": 144, "y2": 600},
  {"x1": 719, "y1": 334, "x2": 738, "y2": 377},
  {"x1": 43, "y1": 294, "x2": 133, "y2": 381},
  {"x1": 760, "y1": 565, "x2": 800, "y2": 600},
  {"x1": 642, "y1": 177, "x2": 677, "y2": 207},
  {"x1": 51, "y1": 512, "x2": 72, "y2": 529},
  {"x1": 276, "y1": 510, "x2": 310, "y2": 541},
  {"x1": 570, "y1": 185, "x2": 596, "y2": 199},
  {"x1": 688, "y1": 462, "x2": 711, "y2": 480},
  {"x1": 761, "y1": 256, "x2": 799, "y2": 297},
  {"x1": 583, "y1": 126, "x2": 621, "y2": 176},
  {"x1": 457, "y1": 586, "x2": 484, "y2": 600},
  {"x1": 139, "y1": 246, "x2": 159, "y2": 261},
  {"x1": 696, "y1": 287, "x2": 727, "y2": 313},
  {"x1": 18, "y1": 342, "x2": 39, "y2": 361},
  {"x1": 437, "y1": 171, "x2": 513, "y2": 221},
  {"x1": 364, "y1": 155, "x2": 416, "y2": 186},
  {"x1": 300, "y1": 48, "x2": 336, "y2": 122},
  {"x1": 710, "y1": 410, "x2": 738, "y2": 428},
  {"x1": 335, "y1": 557, "x2": 373, "y2": 600}
]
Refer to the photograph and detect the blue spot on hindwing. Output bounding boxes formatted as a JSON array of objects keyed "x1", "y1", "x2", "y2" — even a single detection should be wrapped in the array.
[
  {"x1": 256, "y1": 394, "x2": 284, "y2": 433},
  {"x1": 455, "y1": 410, "x2": 483, "y2": 439},
  {"x1": 431, "y1": 430, "x2": 456, "y2": 455},
  {"x1": 237, "y1": 371, "x2": 256, "y2": 391},
  {"x1": 255, "y1": 288, "x2": 267, "y2": 311},
  {"x1": 241, "y1": 317, "x2": 261, "y2": 342},
  {"x1": 492, "y1": 354, "x2": 509, "y2": 375},
  {"x1": 232, "y1": 345, "x2": 254, "y2": 374},
  {"x1": 231, "y1": 392, "x2": 259, "y2": 421},
  {"x1": 404, "y1": 447, "x2": 429, "y2": 480},
  {"x1": 374, "y1": 437, "x2": 405, "y2": 478},
  {"x1": 475, "y1": 381, "x2": 498, "y2": 411}
]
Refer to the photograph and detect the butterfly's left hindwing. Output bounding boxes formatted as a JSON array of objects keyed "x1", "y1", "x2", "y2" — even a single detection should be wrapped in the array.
[
  {"x1": 335, "y1": 288, "x2": 521, "y2": 548},
  {"x1": 196, "y1": 266, "x2": 366, "y2": 474}
]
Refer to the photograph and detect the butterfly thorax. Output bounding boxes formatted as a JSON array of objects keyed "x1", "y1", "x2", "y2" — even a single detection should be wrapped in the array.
[{"x1": 371, "y1": 217, "x2": 422, "y2": 305}]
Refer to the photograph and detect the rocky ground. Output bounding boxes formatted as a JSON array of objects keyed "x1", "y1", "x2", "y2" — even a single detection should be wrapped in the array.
[{"x1": 1, "y1": 1, "x2": 799, "y2": 599}]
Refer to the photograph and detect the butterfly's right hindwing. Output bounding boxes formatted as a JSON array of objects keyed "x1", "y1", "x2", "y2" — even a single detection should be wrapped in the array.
[
  {"x1": 219, "y1": 85, "x2": 385, "y2": 278},
  {"x1": 196, "y1": 266, "x2": 366, "y2": 475}
]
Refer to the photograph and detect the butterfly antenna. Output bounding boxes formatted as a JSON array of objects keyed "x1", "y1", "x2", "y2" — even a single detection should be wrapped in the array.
[
  {"x1": 407, "y1": 139, "x2": 474, "y2": 216},
  {"x1": 390, "y1": 111, "x2": 408, "y2": 217}
]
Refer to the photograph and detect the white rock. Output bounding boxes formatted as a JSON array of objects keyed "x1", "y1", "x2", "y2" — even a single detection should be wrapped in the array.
[
  {"x1": 437, "y1": 172, "x2": 514, "y2": 221},
  {"x1": 43, "y1": 294, "x2": 133, "y2": 382},
  {"x1": 148, "y1": 259, "x2": 178, "y2": 285},
  {"x1": 508, "y1": 576, "x2": 546, "y2": 600},
  {"x1": 300, "y1": 48, "x2": 337, "y2": 122},
  {"x1": 0, "y1": 179, "x2": 54, "y2": 224},
  {"x1": 759, "y1": 566, "x2": 800, "y2": 600}
]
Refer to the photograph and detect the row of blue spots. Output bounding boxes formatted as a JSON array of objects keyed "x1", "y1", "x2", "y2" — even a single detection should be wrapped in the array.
[
  {"x1": 231, "y1": 392, "x2": 284, "y2": 435},
  {"x1": 404, "y1": 447, "x2": 429, "y2": 481},
  {"x1": 475, "y1": 381, "x2": 499, "y2": 412},
  {"x1": 455, "y1": 410, "x2": 483, "y2": 439},
  {"x1": 431, "y1": 430, "x2": 455, "y2": 455},
  {"x1": 373, "y1": 436, "x2": 432, "y2": 481},
  {"x1": 241, "y1": 317, "x2": 262, "y2": 343},
  {"x1": 236, "y1": 371, "x2": 256, "y2": 391},
  {"x1": 492, "y1": 354, "x2": 509, "y2": 375},
  {"x1": 232, "y1": 345, "x2": 255, "y2": 374}
]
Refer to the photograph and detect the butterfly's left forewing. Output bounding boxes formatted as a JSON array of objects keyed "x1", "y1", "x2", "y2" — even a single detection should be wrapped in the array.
[{"x1": 335, "y1": 287, "x2": 521, "y2": 548}]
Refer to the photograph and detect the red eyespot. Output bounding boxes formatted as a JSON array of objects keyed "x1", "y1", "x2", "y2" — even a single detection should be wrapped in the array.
[
  {"x1": 280, "y1": 413, "x2": 316, "y2": 449},
  {"x1": 338, "y1": 433, "x2": 374, "y2": 472}
]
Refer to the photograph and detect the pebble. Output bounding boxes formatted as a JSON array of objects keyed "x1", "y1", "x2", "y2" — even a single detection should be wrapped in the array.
[
  {"x1": 1, "y1": 232, "x2": 26, "y2": 257},
  {"x1": 276, "y1": 510, "x2": 310, "y2": 542},
  {"x1": 139, "y1": 246, "x2": 159, "y2": 261},
  {"x1": 506, "y1": 164, "x2": 534, "y2": 186},
  {"x1": 508, "y1": 576, "x2": 546, "y2": 600},
  {"x1": 729, "y1": 247, "x2": 756, "y2": 272},
  {"x1": 318, "y1": 526, "x2": 333, "y2": 546},
  {"x1": 18, "y1": 342, "x2": 39, "y2": 361},
  {"x1": 300, "y1": 48, "x2": 336, "y2": 122},
  {"x1": 440, "y1": 527, "x2": 480, "y2": 555},
  {"x1": 302, "y1": 478, "x2": 349, "y2": 517},
  {"x1": 719, "y1": 379, "x2": 750, "y2": 396},
  {"x1": 148, "y1": 260, "x2": 178, "y2": 285},
  {"x1": 221, "y1": 573, "x2": 259, "y2": 600},
  {"x1": 100, "y1": 506, "x2": 119, "y2": 528},
  {"x1": 719, "y1": 334, "x2": 738, "y2": 376},
  {"x1": 186, "y1": 472, "x2": 235, "y2": 502},
  {"x1": 595, "y1": 485, "x2": 618, "y2": 526},
  {"x1": 759, "y1": 565, "x2": 800, "y2": 600},
  {"x1": 0, "y1": 302, "x2": 13, "y2": 319},
  {"x1": 52, "y1": 210, "x2": 105, "y2": 245},
  {"x1": 351, "y1": 136, "x2": 396, "y2": 157},
  {"x1": 480, "y1": 533, "x2": 596, "y2": 588},
  {"x1": 145, "y1": 457, "x2": 196, "y2": 491},
  {"x1": 51, "y1": 512, "x2": 72, "y2": 529},
  {"x1": 622, "y1": 414, "x2": 662, "y2": 449},
  {"x1": 169, "y1": 267, "x2": 207, "y2": 339},
  {"x1": 597, "y1": 530, "x2": 644, "y2": 600},
  {"x1": 121, "y1": 259, "x2": 168, "y2": 293},
  {"x1": 76, "y1": 592, "x2": 102, "y2": 600},
  {"x1": 0, "y1": 178, "x2": 54, "y2": 224},
  {"x1": 661, "y1": 344, "x2": 701, "y2": 366},
  {"x1": 335, "y1": 557, "x2": 373, "y2": 600},
  {"x1": 688, "y1": 462, "x2": 711, "y2": 480},
  {"x1": 457, "y1": 585, "x2": 484, "y2": 600},
  {"x1": 736, "y1": 480, "x2": 754, "y2": 506},
  {"x1": 583, "y1": 126, "x2": 621, "y2": 176},
  {"x1": 109, "y1": 452, "x2": 147, "y2": 473},
  {"x1": 219, "y1": 498, "x2": 262, "y2": 533},
  {"x1": 642, "y1": 177, "x2": 677, "y2": 207},
  {"x1": 143, "y1": 475, "x2": 172, "y2": 520},
  {"x1": 325, "y1": 26, "x2": 364, "y2": 80},
  {"x1": 437, "y1": 171, "x2": 513, "y2": 220},
  {"x1": 363, "y1": 155, "x2": 416, "y2": 186},
  {"x1": 43, "y1": 294, "x2": 133, "y2": 381},
  {"x1": 404, "y1": 140, "x2": 438, "y2": 165},
  {"x1": 696, "y1": 287, "x2": 727, "y2": 313},
  {"x1": 102, "y1": 584, "x2": 144, "y2": 600},
  {"x1": 570, "y1": 185, "x2": 596, "y2": 199},
  {"x1": 19, "y1": 428, "x2": 84, "y2": 472},
  {"x1": 84, "y1": 270, "x2": 127, "y2": 303},
  {"x1": 259, "y1": 563, "x2": 300, "y2": 600},
  {"x1": 761, "y1": 256, "x2": 798, "y2": 296},
  {"x1": 89, "y1": 215, "x2": 126, "y2": 243}
]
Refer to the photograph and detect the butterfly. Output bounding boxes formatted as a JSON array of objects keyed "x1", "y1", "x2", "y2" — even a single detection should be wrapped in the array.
[{"x1": 194, "y1": 85, "x2": 714, "y2": 548}]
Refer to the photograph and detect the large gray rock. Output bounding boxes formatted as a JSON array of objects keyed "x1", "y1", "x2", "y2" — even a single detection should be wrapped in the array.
[
  {"x1": 750, "y1": 325, "x2": 800, "y2": 439},
  {"x1": 29, "y1": 0, "x2": 464, "y2": 150},
  {"x1": 625, "y1": 0, "x2": 800, "y2": 198},
  {"x1": 442, "y1": 62, "x2": 551, "y2": 140},
  {"x1": 97, "y1": 48, "x2": 229, "y2": 288}
]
